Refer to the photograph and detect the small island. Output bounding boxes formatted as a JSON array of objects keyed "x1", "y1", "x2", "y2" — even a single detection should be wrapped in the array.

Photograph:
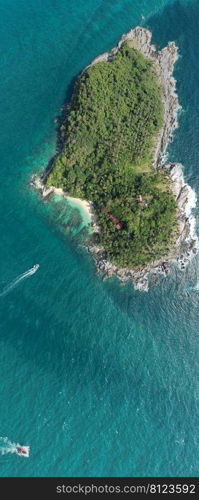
[{"x1": 32, "y1": 27, "x2": 198, "y2": 290}]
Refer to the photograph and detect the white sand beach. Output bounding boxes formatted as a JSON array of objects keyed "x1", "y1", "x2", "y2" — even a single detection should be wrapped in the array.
[
  {"x1": 66, "y1": 195, "x2": 93, "y2": 220},
  {"x1": 44, "y1": 186, "x2": 100, "y2": 233}
]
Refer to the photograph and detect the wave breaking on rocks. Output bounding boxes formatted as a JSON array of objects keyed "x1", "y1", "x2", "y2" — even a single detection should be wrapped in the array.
[{"x1": 87, "y1": 27, "x2": 198, "y2": 291}]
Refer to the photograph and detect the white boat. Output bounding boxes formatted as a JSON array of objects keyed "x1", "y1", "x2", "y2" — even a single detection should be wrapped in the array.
[
  {"x1": 32, "y1": 264, "x2": 39, "y2": 272},
  {"x1": 16, "y1": 446, "x2": 30, "y2": 457}
]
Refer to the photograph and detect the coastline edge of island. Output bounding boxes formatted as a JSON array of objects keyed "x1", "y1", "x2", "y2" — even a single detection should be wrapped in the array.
[{"x1": 31, "y1": 27, "x2": 199, "y2": 291}]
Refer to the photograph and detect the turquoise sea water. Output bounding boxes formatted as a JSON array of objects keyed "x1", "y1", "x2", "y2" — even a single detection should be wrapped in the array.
[{"x1": 0, "y1": 0, "x2": 198, "y2": 477}]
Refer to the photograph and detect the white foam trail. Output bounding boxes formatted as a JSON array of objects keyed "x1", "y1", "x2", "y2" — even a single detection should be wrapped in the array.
[
  {"x1": 0, "y1": 437, "x2": 18, "y2": 456},
  {"x1": 0, "y1": 264, "x2": 39, "y2": 297},
  {"x1": 184, "y1": 184, "x2": 198, "y2": 241},
  {"x1": 0, "y1": 437, "x2": 29, "y2": 457}
]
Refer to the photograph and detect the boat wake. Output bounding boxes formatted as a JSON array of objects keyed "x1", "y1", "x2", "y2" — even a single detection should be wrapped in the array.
[
  {"x1": 0, "y1": 264, "x2": 39, "y2": 297},
  {"x1": 0, "y1": 437, "x2": 29, "y2": 457},
  {"x1": 0, "y1": 437, "x2": 16, "y2": 455}
]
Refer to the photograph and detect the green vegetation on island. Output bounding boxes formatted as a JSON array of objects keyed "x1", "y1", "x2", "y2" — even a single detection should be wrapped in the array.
[{"x1": 46, "y1": 42, "x2": 177, "y2": 268}]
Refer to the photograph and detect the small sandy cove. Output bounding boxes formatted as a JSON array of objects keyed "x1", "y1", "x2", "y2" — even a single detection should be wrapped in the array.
[{"x1": 53, "y1": 188, "x2": 100, "y2": 232}]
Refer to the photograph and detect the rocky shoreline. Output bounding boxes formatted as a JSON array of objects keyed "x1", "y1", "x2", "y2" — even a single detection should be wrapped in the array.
[
  {"x1": 89, "y1": 162, "x2": 198, "y2": 291},
  {"x1": 87, "y1": 27, "x2": 198, "y2": 291},
  {"x1": 32, "y1": 27, "x2": 198, "y2": 291}
]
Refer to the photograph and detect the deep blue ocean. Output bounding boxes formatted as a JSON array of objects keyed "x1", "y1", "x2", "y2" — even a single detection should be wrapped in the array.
[{"x1": 0, "y1": 0, "x2": 198, "y2": 477}]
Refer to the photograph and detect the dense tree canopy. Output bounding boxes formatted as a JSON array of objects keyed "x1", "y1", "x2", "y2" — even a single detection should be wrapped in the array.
[{"x1": 46, "y1": 42, "x2": 177, "y2": 267}]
